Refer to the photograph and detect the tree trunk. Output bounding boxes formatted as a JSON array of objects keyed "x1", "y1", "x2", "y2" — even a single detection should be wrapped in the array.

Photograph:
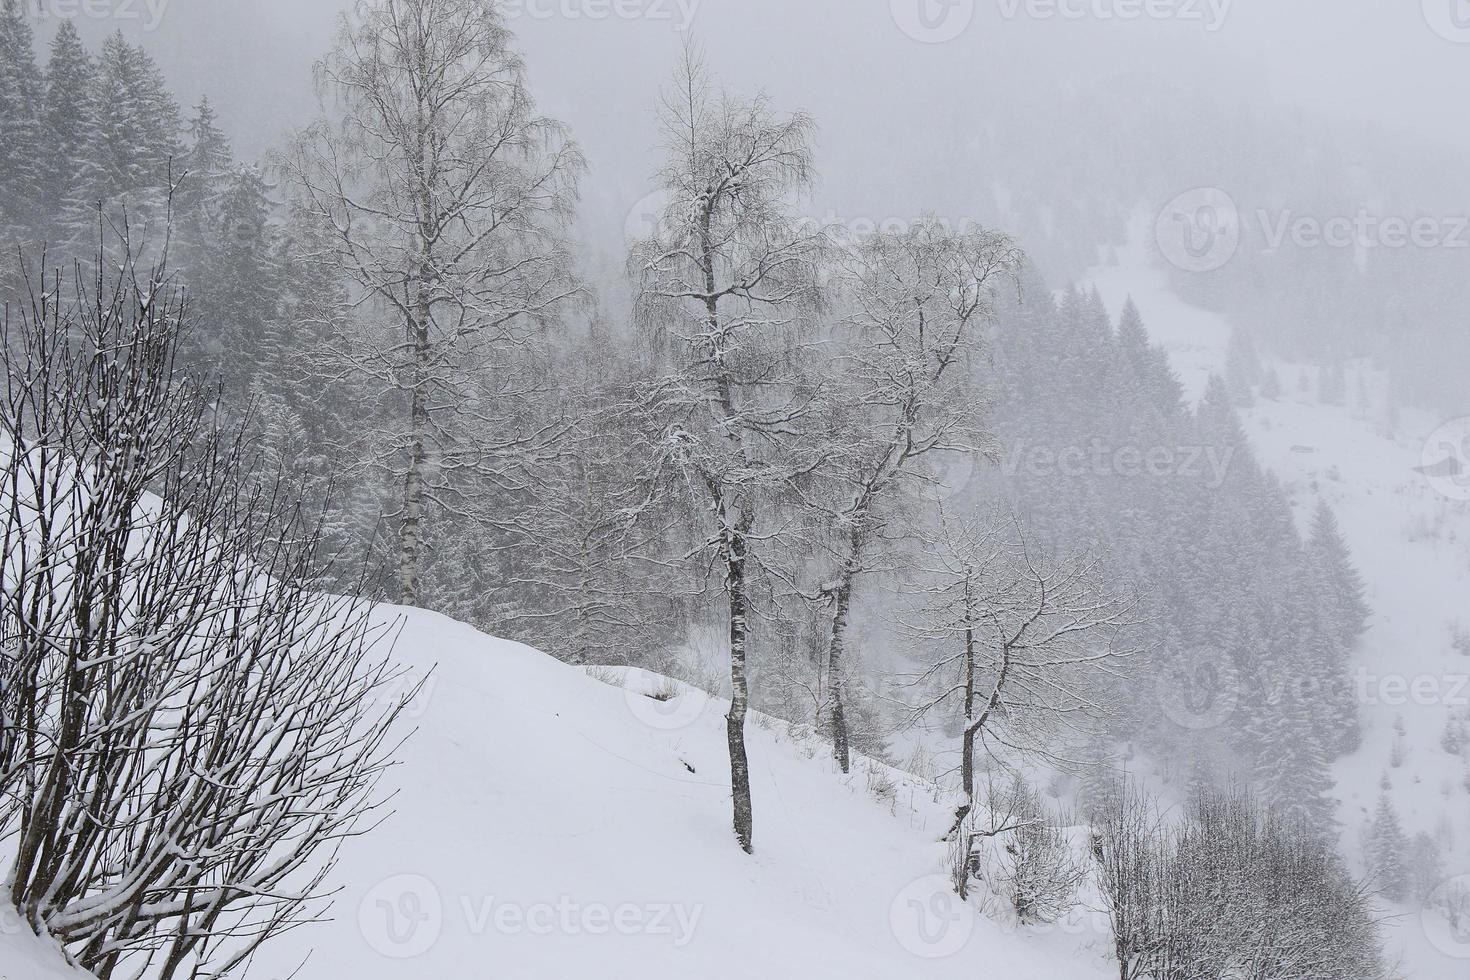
[
  {"x1": 726, "y1": 529, "x2": 754, "y2": 855},
  {"x1": 824, "y1": 567, "x2": 854, "y2": 774},
  {"x1": 397, "y1": 288, "x2": 431, "y2": 605}
]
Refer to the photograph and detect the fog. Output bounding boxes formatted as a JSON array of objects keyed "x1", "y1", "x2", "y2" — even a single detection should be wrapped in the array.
[{"x1": 4, "y1": 2, "x2": 1470, "y2": 978}]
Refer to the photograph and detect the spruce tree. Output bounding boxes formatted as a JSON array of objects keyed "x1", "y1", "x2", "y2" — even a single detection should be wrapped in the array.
[
  {"x1": 39, "y1": 20, "x2": 103, "y2": 250},
  {"x1": 0, "y1": 0, "x2": 43, "y2": 244},
  {"x1": 1306, "y1": 501, "x2": 1370, "y2": 648},
  {"x1": 1224, "y1": 328, "x2": 1261, "y2": 406},
  {"x1": 1366, "y1": 792, "x2": 1409, "y2": 902},
  {"x1": 93, "y1": 33, "x2": 181, "y2": 217}
]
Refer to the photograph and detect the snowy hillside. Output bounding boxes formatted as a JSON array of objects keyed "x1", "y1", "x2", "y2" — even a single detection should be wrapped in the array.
[
  {"x1": 0, "y1": 926, "x2": 91, "y2": 980},
  {"x1": 237, "y1": 607, "x2": 1115, "y2": 980},
  {"x1": 1086, "y1": 220, "x2": 1470, "y2": 980}
]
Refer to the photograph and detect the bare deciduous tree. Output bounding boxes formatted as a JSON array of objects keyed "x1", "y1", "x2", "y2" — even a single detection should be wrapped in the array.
[
  {"x1": 813, "y1": 220, "x2": 1022, "y2": 773},
  {"x1": 899, "y1": 515, "x2": 1140, "y2": 841},
  {"x1": 627, "y1": 42, "x2": 827, "y2": 854}
]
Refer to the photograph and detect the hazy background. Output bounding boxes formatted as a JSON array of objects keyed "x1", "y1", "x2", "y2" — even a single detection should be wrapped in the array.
[{"x1": 41, "y1": 0, "x2": 1470, "y2": 263}]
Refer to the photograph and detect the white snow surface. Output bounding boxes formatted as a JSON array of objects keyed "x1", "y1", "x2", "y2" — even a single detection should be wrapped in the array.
[
  {"x1": 0, "y1": 925, "x2": 92, "y2": 980},
  {"x1": 238, "y1": 607, "x2": 1115, "y2": 979},
  {"x1": 1085, "y1": 216, "x2": 1470, "y2": 980}
]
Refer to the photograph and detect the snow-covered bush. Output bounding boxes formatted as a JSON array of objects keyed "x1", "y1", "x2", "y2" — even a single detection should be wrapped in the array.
[
  {"x1": 0, "y1": 250, "x2": 411, "y2": 979},
  {"x1": 976, "y1": 778, "x2": 1084, "y2": 925},
  {"x1": 1096, "y1": 783, "x2": 1383, "y2": 980}
]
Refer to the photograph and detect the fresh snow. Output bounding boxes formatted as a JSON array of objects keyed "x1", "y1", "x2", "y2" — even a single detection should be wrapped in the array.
[
  {"x1": 0, "y1": 923, "x2": 92, "y2": 980},
  {"x1": 1085, "y1": 216, "x2": 1470, "y2": 980},
  {"x1": 243, "y1": 607, "x2": 1116, "y2": 979}
]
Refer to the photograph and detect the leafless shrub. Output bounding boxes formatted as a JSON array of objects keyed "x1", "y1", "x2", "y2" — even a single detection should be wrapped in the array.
[{"x1": 0, "y1": 247, "x2": 411, "y2": 979}]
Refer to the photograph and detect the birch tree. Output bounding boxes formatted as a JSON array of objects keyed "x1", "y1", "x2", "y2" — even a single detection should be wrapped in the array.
[
  {"x1": 279, "y1": 0, "x2": 582, "y2": 604},
  {"x1": 627, "y1": 44, "x2": 827, "y2": 854},
  {"x1": 815, "y1": 220, "x2": 1022, "y2": 773}
]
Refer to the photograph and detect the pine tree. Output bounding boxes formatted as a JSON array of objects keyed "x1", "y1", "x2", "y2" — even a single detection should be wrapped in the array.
[
  {"x1": 39, "y1": 20, "x2": 104, "y2": 250},
  {"x1": 1366, "y1": 792, "x2": 1409, "y2": 902},
  {"x1": 93, "y1": 32, "x2": 181, "y2": 218},
  {"x1": 0, "y1": 0, "x2": 43, "y2": 244},
  {"x1": 1441, "y1": 715, "x2": 1465, "y2": 756},
  {"x1": 1224, "y1": 328, "x2": 1261, "y2": 406},
  {"x1": 177, "y1": 96, "x2": 233, "y2": 247},
  {"x1": 1306, "y1": 501, "x2": 1370, "y2": 648},
  {"x1": 1260, "y1": 367, "x2": 1282, "y2": 400}
]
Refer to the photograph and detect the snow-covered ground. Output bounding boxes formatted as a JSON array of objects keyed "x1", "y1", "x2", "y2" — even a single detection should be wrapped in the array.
[
  {"x1": 234, "y1": 607, "x2": 1116, "y2": 980},
  {"x1": 1086, "y1": 218, "x2": 1470, "y2": 980},
  {"x1": 0, "y1": 923, "x2": 91, "y2": 980}
]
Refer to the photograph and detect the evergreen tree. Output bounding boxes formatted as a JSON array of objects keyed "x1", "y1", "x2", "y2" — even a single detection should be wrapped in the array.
[
  {"x1": 1306, "y1": 501, "x2": 1370, "y2": 648},
  {"x1": 0, "y1": 0, "x2": 43, "y2": 244},
  {"x1": 1224, "y1": 327, "x2": 1261, "y2": 406},
  {"x1": 93, "y1": 32, "x2": 181, "y2": 217},
  {"x1": 177, "y1": 96, "x2": 234, "y2": 246},
  {"x1": 1260, "y1": 367, "x2": 1281, "y2": 400},
  {"x1": 1366, "y1": 792, "x2": 1409, "y2": 902},
  {"x1": 39, "y1": 20, "x2": 103, "y2": 250}
]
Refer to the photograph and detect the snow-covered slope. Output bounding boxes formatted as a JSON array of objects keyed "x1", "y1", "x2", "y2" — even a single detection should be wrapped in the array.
[
  {"x1": 1085, "y1": 220, "x2": 1470, "y2": 980},
  {"x1": 0, "y1": 925, "x2": 91, "y2": 980},
  {"x1": 244, "y1": 607, "x2": 1114, "y2": 979}
]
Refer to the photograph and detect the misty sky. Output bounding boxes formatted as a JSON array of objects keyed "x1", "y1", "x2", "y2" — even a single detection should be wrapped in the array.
[{"x1": 40, "y1": 0, "x2": 1470, "y2": 268}]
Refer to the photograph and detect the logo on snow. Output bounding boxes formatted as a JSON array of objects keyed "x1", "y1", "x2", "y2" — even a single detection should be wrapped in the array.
[
  {"x1": 1155, "y1": 647, "x2": 1238, "y2": 732},
  {"x1": 1423, "y1": 874, "x2": 1470, "y2": 958},
  {"x1": 624, "y1": 681, "x2": 711, "y2": 732},
  {"x1": 890, "y1": 0, "x2": 975, "y2": 43},
  {"x1": 359, "y1": 874, "x2": 443, "y2": 959},
  {"x1": 1419, "y1": 417, "x2": 1470, "y2": 501},
  {"x1": 890, "y1": 874, "x2": 975, "y2": 958},
  {"x1": 1423, "y1": 0, "x2": 1470, "y2": 43},
  {"x1": 1156, "y1": 187, "x2": 1241, "y2": 273},
  {"x1": 624, "y1": 190, "x2": 672, "y2": 248}
]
